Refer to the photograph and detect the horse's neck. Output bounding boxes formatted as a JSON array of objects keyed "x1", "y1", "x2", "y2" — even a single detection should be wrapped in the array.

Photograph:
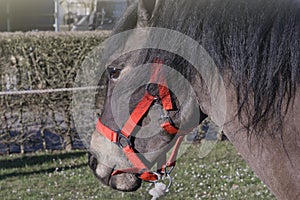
[{"x1": 223, "y1": 84, "x2": 300, "y2": 200}]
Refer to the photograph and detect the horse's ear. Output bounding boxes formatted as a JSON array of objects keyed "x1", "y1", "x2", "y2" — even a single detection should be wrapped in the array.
[
  {"x1": 137, "y1": 0, "x2": 157, "y2": 27},
  {"x1": 113, "y1": 2, "x2": 138, "y2": 34}
]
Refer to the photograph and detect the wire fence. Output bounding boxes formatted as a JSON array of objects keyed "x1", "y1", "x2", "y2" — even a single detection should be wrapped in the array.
[
  {"x1": 0, "y1": 31, "x2": 109, "y2": 154},
  {"x1": 0, "y1": 86, "x2": 100, "y2": 96}
]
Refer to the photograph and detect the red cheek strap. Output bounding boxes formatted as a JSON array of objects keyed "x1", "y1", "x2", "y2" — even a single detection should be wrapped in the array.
[{"x1": 96, "y1": 58, "x2": 182, "y2": 183}]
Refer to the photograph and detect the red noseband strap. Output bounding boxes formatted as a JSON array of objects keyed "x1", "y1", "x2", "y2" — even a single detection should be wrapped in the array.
[{"x1": 96, "y1": 59, "x2": 181, "y2": 182}]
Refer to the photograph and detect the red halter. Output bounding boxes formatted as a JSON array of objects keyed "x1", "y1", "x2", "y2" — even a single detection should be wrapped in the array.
[{"x1": 96, "y1": 58, "x2": 183, "y2": 182}]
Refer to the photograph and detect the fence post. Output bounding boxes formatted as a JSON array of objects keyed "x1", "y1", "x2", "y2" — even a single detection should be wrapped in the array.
[
  {"x1": 6, "y1": 0, "x2": 11, "y2": 32},
  {"x1": 54, "y1": 0, "x2": 60, "y2": 32}
]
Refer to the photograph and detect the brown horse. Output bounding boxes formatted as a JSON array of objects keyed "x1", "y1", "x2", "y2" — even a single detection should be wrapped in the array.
[{"x1": 88, "y1": 0, "x2": 300, "y2": 199}]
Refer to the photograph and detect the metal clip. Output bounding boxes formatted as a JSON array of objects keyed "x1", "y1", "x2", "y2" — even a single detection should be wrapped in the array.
[
  {"x1": 148, "y1": 166, "x2": 174, "y2": 192},
  {"x1": 164, "y1": 173, "x2": 173, "y2": 192},
  {"x1": 162, "y1": 165, "x2": 174, "y2": 176},
  {"x1": 159, "y1": 165, "x2": 174, "y2": 192}
]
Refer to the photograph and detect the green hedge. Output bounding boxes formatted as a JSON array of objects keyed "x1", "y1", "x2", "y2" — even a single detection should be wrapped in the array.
[{"x1": 0, "y1": 31, "x2": 110, "y2": 153}]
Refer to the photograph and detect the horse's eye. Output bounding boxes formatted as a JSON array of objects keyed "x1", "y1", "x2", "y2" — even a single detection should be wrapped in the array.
[{"x1": 107, "y1": 66, "x2": 121, "y2": 79}]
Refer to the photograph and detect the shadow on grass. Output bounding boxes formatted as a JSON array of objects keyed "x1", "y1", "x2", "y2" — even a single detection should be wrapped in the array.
[
  {"x1": 0, "y1": 163, "x2": 87, "y2": 180},
  {"x1": 0, "y1": 151, "x2": 88, "y2": 180},
  {"x1": 0, "y1": 151, "x2": 87, "y2": 170}
]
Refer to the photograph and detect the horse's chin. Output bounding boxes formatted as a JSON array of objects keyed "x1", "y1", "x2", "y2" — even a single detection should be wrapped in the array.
[
  {"x1": 94, "y1": 166, "x2": 142, "y2": 192},
  {"x1": 109, "y1": 174, "x2": 142, "y2": 192},
  {"x1": 88, "y1": 152, "x2": 142, "y2": 192}
]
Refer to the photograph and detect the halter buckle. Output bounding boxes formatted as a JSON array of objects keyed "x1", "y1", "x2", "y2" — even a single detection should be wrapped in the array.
[{"x1": 115, "y1": 130, "x2": 132, "y2": 149}]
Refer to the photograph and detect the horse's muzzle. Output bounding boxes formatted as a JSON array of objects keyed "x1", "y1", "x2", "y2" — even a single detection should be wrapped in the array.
[
  {"x1": 88, "y1": 152, "x2": 112, "y2": 186},
  {"x1": 88, "y1": 152, "x2": 142, "y2": 191}
]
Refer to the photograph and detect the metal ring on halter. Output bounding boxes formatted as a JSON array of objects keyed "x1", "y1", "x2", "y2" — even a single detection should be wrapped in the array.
[
  {"x1": 145, "y1": 83, "x2": 151, "y2": 92},
  {"x1": 145, "y1": 83, "x2": 160, "y2": 100},
  {"x1": 115, "y1": 130, "x2": 132, "y2": 149}
]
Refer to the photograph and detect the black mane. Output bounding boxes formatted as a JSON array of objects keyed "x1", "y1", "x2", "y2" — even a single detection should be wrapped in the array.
[
  {"x1": 115, "y1": 0, "x2": 300, "y2": 136},
  {"x1": 155, "y1": 0, "x2": 300, "y2": 135}
]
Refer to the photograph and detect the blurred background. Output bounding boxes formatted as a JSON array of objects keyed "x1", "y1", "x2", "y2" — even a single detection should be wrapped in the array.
[
  {"x1": 0, "y1": 0, "x2": 135, "y2": 154},
  {"x1": 0, "y1": 0, "x2": 223, "y2": 155},
  {"x1": 0, "y1": 0, "x2": 133, "y2": 32}
]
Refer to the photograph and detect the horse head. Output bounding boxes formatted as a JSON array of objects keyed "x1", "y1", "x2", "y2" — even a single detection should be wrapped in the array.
[{"x1": 88, "y1": 0, "x2": 210, "y2": 191}]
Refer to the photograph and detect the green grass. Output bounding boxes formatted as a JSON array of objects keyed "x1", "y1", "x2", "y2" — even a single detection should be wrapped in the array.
[{"x1": 0, "y1": 142, "x2": 275, "y2": 200}]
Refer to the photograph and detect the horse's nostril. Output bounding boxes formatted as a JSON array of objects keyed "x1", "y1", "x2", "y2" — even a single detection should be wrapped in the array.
[{"x1": 88, "y1": 153, "x2": 98, "y2": 171}]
